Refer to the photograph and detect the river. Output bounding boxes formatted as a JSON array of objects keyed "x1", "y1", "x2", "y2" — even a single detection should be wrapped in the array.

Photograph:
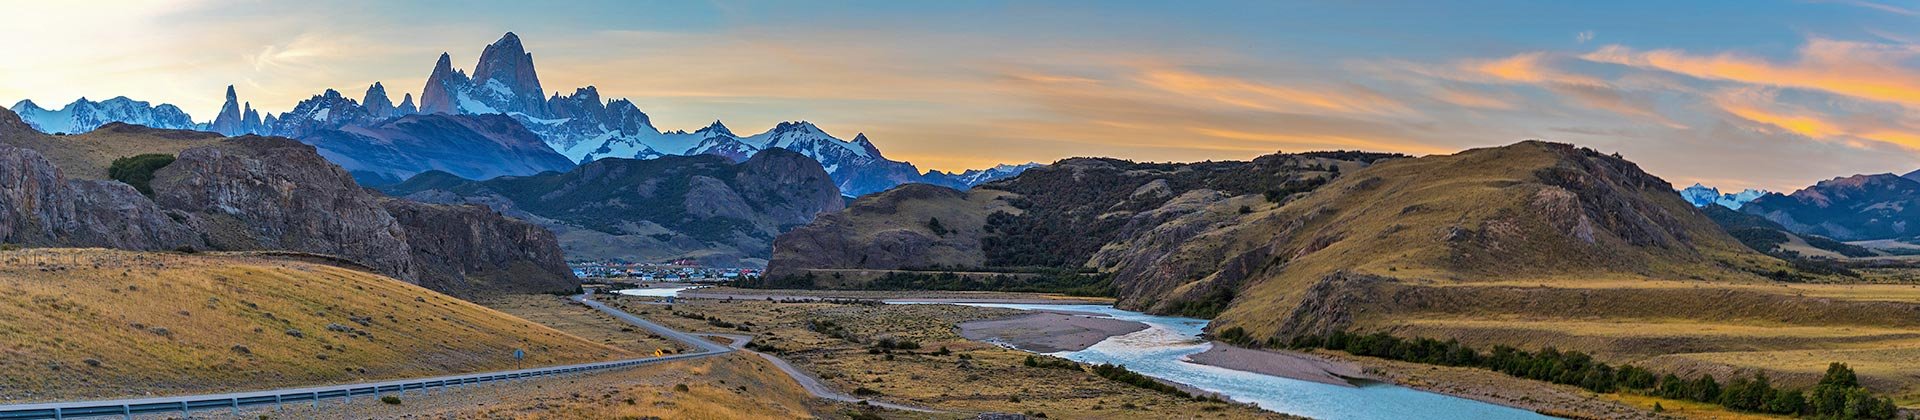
[{"x1": 623, "y1": 287, "x2": 1554, "y2": 419}]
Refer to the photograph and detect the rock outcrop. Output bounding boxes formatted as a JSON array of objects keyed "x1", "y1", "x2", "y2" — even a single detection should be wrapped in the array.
[
  {"x1": 0, "y1": 142, "x2": 199, "y2": 250},
  {"x1": 381, "y1": 199, "x2": 575, "y2": 297},
  {"x1": 151, "y1": 136, "x2": 420, "y2": 282}
]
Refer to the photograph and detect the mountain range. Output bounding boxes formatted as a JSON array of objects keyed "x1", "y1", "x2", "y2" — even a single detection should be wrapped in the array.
[
  {"x1": 383, "y1": 149, "x2": 845, "y2": 267},
  {"x1": 6, "y1": 32, "x2": 1033, "y2": 197},
  {"x1": 1677, "y1": 183, "x2": 1767, "y2": 210}
]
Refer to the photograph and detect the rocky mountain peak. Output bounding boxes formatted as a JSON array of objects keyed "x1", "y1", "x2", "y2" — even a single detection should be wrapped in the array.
[
  {"x1": 397, "y1": 93, "x2": 418, "y2": 115},
  {"x1": 472, "y1": 32, "x2": 546, "y2": 116},
  {"x1": 363, "y1": 82, "x2": 395, "y2": 119},
  {"x1": 697, "y1": 120, "x2": 734, "y2": 137},
  {"x1": 210, "y1": 85, "x2": 245, "y2": 136}
]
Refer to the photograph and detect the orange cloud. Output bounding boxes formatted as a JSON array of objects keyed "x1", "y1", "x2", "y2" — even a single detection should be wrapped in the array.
[
  {"x1": 1467, "y1": 52, "x2": 1605, "y2": 86},
  {"x1": 1583, "y1": 39, "x2": 1920, "y2": 108},
  {"x1": 1134, "y1": 68, "x2": 1414, "y2": 116},
  {"x1": 1713, "y1": 88, "x2": 1920, "y2": 149}
]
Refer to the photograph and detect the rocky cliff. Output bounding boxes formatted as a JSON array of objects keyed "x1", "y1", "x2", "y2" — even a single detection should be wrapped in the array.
[
  {"x1": 381, "y1": 199, "x2": 575, "y2": 297},
  {"x1": 151, "y1": 136, "x2": 421, "y2": 282},
  {"x1": 0, "y1": 142, "x2": 200, "y2": 250}
]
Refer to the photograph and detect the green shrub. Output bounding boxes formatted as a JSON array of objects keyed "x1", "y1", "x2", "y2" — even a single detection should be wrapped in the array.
[
  {"x1": 379, "y1": 395, "x2": 401, "y2": 405},
  {"x1": 108, "y1": 154, "x2": 176, "y2": 197}
]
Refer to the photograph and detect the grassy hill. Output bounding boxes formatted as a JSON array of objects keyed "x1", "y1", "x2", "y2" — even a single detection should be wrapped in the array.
[
  {"x1": 0, "y1": 117, "x2": 224, "y2": 181},
  {"x1": 0, "y1": 248, "x2": 626, "y2": 402}
]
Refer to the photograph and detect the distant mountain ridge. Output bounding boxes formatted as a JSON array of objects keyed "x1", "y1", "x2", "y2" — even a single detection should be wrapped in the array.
[
  {"x1": 1739, "y1": 173, "x2": 1920, "y2": 241},
  {"x1": 1677, "y1": 183, "x2": 1767, "y2": 209},
  {"x1": 383, "y1": 148, "x2": 846, "y2": 267},
  {"x1": 411, "y1": 32, "x2": 1032, "y2": 195},
  {"x1": 9, "y1": 97, "x2": 197, "y2": 134},
  {"x1": 5, "y1": 32, "x2": 1032, "y2": 196}
]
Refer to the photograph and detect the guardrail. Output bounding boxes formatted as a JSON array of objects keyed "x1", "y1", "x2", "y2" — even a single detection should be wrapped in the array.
[{"x1": 0, "y1": 294, "x2": 726, "y2": 419}]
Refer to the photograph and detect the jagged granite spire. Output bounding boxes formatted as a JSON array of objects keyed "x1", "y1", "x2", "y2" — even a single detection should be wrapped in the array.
[
  {"x1": 209, "y1": 85, "x2": 245, "y2": 135},
  {"x1": 363, "y1": 82, "x2": 395, "y2": 119},
  {"x1": 471, "y1": 32, "x2": 548, "y2": 117},
  {"x1": 419, "y1": 52, "x2": 461, "y2": 115},
  {"x1": 397, "y1": 93, "x2": 418, "y2": 115},
  {"x1": 241, "y1": 102, "x2": 262, "y2": 135}
]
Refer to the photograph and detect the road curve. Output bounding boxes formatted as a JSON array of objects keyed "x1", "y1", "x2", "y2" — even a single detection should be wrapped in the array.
[{"x1": 580, "y1": 291, "x2": 940, "y2": 413}]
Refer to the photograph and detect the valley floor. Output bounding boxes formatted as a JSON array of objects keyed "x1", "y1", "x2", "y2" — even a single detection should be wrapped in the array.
[{"x1": 599, "y1": 292, "x2": 1289, "y2": 419}]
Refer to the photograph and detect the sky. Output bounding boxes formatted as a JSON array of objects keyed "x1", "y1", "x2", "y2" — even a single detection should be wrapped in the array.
[{"x1": 2, "y1": 0, "x2": 1919, "y2": 191}]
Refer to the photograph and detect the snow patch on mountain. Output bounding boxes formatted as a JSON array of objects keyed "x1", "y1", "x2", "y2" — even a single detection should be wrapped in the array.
[
  {"x1": 1679, "y1": 183, "x2": 1768, "y2": 210},
  {"x1": 8, "y1": 96, "x2": 199, "y2": 134}
]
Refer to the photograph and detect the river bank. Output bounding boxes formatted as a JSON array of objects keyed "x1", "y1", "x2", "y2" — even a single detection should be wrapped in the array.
[
  {"x1": 1182, "y1": 342, "x2": 1656, "y2": 420},
  {"x1": 957, "y1": 312, "x2": 1150, "y2": 353}
]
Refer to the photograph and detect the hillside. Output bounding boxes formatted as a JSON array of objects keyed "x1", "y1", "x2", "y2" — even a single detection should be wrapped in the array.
[
  {"x1": 0, "y1": 108, "x2": 578, "y2": 298},
  {"x1": 0, "y1": 248, "x2": 623, "y2": 402},
  {"x1": 385, "y1": 149, "x2": 844, "y2": 266},
  {"x1": 0, "y1": 115, "x2": 223, "y2": 181},
  {"x1": 768, "y1": 151, "x2": 1401, "y2": 280}
]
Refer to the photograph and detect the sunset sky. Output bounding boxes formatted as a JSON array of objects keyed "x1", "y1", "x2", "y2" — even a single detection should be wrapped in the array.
[{"x1": 3, "y1": 0, "x2": 1919, "y2": 191}]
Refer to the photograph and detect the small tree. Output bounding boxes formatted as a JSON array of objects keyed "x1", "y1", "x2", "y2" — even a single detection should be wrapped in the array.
[{"x1": 926, "y1": 217, "x2": 950, "y2": 235}]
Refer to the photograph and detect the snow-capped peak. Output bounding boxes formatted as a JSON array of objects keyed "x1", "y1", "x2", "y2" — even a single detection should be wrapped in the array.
[
  {"x1": 7, "y1": 95, "x2": 199, "y2": 134},
  {"x1": 1678, "y1": 183, "x2": 1768, "y2": 210}
]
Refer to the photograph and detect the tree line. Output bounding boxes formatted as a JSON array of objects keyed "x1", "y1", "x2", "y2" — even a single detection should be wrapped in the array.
[{"x1": 1276, "y1": 330, "x2": 1902, "y2": 419}]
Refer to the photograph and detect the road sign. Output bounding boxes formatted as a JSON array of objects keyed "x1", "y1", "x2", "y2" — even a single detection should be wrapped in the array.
[{"x1": 513, "y1": 349, "x2": 525, "y2": 360}]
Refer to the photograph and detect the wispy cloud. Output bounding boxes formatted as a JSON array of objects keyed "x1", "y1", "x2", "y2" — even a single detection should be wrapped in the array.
[{"x1": 1582, "y1": 39, "x2": 1920, "y2": 108}]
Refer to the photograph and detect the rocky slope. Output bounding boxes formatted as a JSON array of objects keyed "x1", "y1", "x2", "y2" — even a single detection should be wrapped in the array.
[
  {"x1": 298, "y1": 113, "x2": 576, "y2": 185},
  {"x1": 0, "y1": 108, "x2": 575, "y2": 298},
  {"x1": 384, "y1": 148, "x2": 844, "y2": 266},
  {"x1": 380, "y1": 199, "x2": 575, "y2": 296},
  {"x1": 768, "y1": 150, "x2": 1401, "y2": 280},
  {"x1": 0, "y1": 141, "x2": 200, "y2": 250},
  {"x1": 151, "y1": 136, "x2": 422, "y2": 282}
]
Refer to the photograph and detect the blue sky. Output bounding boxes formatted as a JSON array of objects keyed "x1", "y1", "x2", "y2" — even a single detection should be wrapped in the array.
[{"x1": 3, "y1": 0, "x2": 1918, "y2": 190}]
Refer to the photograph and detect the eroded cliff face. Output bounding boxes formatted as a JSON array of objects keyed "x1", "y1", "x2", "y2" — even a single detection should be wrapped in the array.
[
  {"x1": 0, "y1": 142, "x2": 200, "y2": 250},
  {"x1": 381, "y1": 199, "x2": 575, "y2": 298},
  {"x1": 151, "y1": 136, "x2": 420, "y2": 282},
  {"x1": 0, "y1": 108, "x2": 576, "y2": 298}
]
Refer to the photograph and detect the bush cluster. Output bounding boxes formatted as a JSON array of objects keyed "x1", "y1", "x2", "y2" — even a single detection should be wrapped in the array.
[{"x1": 1288, "y1": 331, "x2": 1901, "y2": 418}]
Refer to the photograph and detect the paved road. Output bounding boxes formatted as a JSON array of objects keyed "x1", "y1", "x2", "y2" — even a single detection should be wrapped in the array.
[
  {"x1": 573, "y1": 290, "x2": 730, "y2": 354},
  {"x1": 0, "y1": 291, "x2": 934, "y2": 418},
  {"x1": 580, "y1": 291, "x2": 940, "y2": 413}
]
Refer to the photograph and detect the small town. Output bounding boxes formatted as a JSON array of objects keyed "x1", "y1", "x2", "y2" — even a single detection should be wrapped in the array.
[{"x1": 568, "y1": 260, "x2": 760, "y2": 282}]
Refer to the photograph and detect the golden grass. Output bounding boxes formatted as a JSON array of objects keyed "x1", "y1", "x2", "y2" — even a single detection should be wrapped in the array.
[
  {"x1": 606, "y1": 295, "x2": 1284, "y2": 418},
  {"x1": 0, "y1": 248, "x2": 625, "y2": 402},
  {"x1": 476, "y1": 353, "x2": 826, "y2": 419},
  {"x1": 0, "y1": 124, "x2": 225, "y2": 180},
  {"x1": 476, "y1": 294, "x2": 690, "y2": 355},
  {"x1": 1435, "y1": 279, "x2": 1920, "y2": 304},
  {"x1": 1604, "y1": 393, "x2": 1789, "y2": 420}
]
